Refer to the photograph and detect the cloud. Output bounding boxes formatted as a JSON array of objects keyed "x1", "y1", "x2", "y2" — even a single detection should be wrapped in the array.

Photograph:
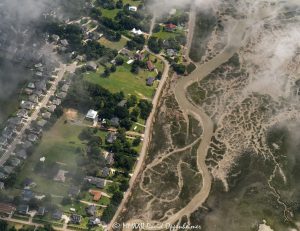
[{"x1": 147, "y1": 0, "x2": 219, "y2": 16}]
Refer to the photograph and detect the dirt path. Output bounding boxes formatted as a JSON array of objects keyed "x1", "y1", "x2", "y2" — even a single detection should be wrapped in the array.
[
  {"x1": 107, "y1": 45, "x2": 170, "y2": 231},
  {"x1": 121, "y1": 19, "x2": 249, "y2": 231}
]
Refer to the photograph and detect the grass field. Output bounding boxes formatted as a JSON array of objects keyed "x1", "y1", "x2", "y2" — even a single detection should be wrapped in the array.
[
  {"x1": 84, "y1": 63, "x2": 158, "y2": 99},
  {"x1": 14, "y1": 114, "x2": 86, "y2": 196},
  {"x1": 152, "y1": 27, "x2": 185, "y2": 40},
  {"x1": 101, "y1": 8, "x2": 119, "y2": 19},
  {"x1": 99, "y1": 37, "x2": 128, "y2": 51},
  {"x1": 99, "y1": 0, "x2": 141, "y2": 19}
]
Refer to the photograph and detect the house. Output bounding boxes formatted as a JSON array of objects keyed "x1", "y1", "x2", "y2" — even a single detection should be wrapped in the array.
[
  {"x1": 27, "y1": 133, "x2": 38, "y2": 142},
  {"x1": 106, "y1": 152, "x2": 114, "y2": 166},
  {"x1": 69, "y1": 214, "x2": 82, "y2": 224},
  {"x1": 9, "y1": 158, "x2": 21, "y2": 167},
  {"x1": 8, "y1": 117, "x2": 23, "y2": 126},
  {"x1": 16, "y1": 149, "x2": 27, "y2": 160},
  {"x1": 27, "y1": 82, "x2": 35, "y2": 89},
  {"x1": 110, "y1": 117, "x2": 120, "y2": 127},
  {"x1": 101, "y1": 167, "x2": 110, "y2": 178},
  {"x1": 135, "y1": 53, "x2": 144, "y2": 61},
  {"x1": 34, "y1": 63, "x2": 43, "y2": 68},
  {"x1": 35, "y1": 81, "x2": 47, "y2": 92},
  {"x1": 56, "y1": 92, "x2": 67, "y2": 99},
  {"x1": 16, "y1": 109, "x2": 28, "y2": 118},
  {"x1": 146, "y1": 60, "x2": 155, "y2": 71},
  {"x1": 0, "y1": 172, "x2": 7, "y2": 180},
  {"x1": 127, "y1": 59, "x2": 134, "y2": 65},
  {"x1": 37, "y1": 119, "x2": 47, "y2": 127},
  {"x1": 60, "y1": 39, "x2": 69, "y2": 47},
  {"x1": 17, "y1": 205, "x2": 29, "y2": 215},
  {"x1": 68, "y1": 186, "x2": 80, "y2": 197},
  {"x1": 22, "y1": 141, "x2": 33, "y2": 149},
  {"x1": 89, "y1": 217, "x2": 101, "y2": 226},
  {"x1": 86, "y1": 61, "x2": 98, "y2": 71},
  {"x1": 51, "y1": 34, "x2": 60, "y2": 42},
  {"x1": 131, "y1": 28, "x2": 143, "y2": 35},
  {"x1": 89, "y1": 190, "x2": 102, "y2": 202},
  {"x1": 37, "y1": 207, "x2": 46, "y2": 216},
  {"x1": 117, "y1": 100, "x2": 127, "y2": 107},
  {"x1": 0, "y1": 203, "x2": 16, "y2": 215},
  {"x1": 106, "y1": 132, "x2": 117, "y2": 144},
  {"x1": 3, "y1": 166, "x2": 14, "y2": 175},
  {"x1": 23, "y1": 178, "x2": 34, "y2": 187},
  {"x1": 119, "y1": 48, "x2": 131, "y2": 57},
  {"x1": 0, "y1": 136, "x2": 8, "y2": 147},
  {"x1": 166, "y1": 49, "x2": 177, "y2": 57},
  {"x1": 86, "y1": 109, "x2": 98, "y2": 121},
  {"x1": 52, "y1": 210, "x2": 63, "y2": 220},
  {"x1": 52, "y1": 98, "x2": 61, "y2": 106},
  {"x1": 146, "y1": 77, "x2": 155, "y2": 86},
  {"x1": 20, "y1": 101, "x2": 34, "y2": 110},
  {"x1": 86, "y1": 205, "x2": 97, "y2": 216},
  {"x1": 29, "y1": 94, "x2": 39, "y2": 103},
  {"x1": 165, "y1": 23, "x2": 177, "y2": 32},
  {"x1": 30, "y1": 127, "x2": 43, "y2": 136},
  {"x1": 47, "y1": 104, "x2": 56, "y2": 112},
  {"x1": 85, "y1": 176, "x2": 106, "y2": 188},
  {"x1": 42, "y1": 112, "x2": 51, "y2": 120},
  {"x1": 2, "y1": 127, "x2": 14, "y2": 139},
  {"x1": 35, "y1": 72, "x2": 43, "y2": 78},
  {"x1": 61, "y1": 84, "x2": 70, "y2": 92},
  {"x1": 33, "y1": 90, "x2": 43, "y2": 98},
  {"x1": 128, "y1": 6, "x2": 137, "y2": 11},
  {"x1": 76, "y1": 55, "x2": 86, "y2": 62},
  {"x1": 22, "y1": 189, "x2": 34, "y2": 201}
]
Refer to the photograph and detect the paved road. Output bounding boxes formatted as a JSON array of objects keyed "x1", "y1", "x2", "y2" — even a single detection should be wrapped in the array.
[{"x1": 0, "y1": 62, "x2": 77, "y2": 167}]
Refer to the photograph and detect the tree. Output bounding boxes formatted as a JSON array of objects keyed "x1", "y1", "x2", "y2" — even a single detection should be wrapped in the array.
[
  {"x1": 116, "y1": 0, "x2": 123, "y2": 8},
  {"x1": 172, "y1": 63, "x2": 186, "y2": 75},
  {"x1": 127, "y1": 95, "x2": 137, "y2": 107},
  {"x1": 102, "y1": 204, "x2": 117, "y2": 223},
  {"x1": 107, "y1": 182, "x2": 119, "y2": 194},
  {"x1": 103, "y1": 67, "x2": 111, "y2": 77},
  {"x1": 115, "y1": 56, "x2": 124, "y2": 66},
  {"x1": 138, "y1": 100, "x2": 152, "y2": 120},
  {"x1": 130, "y1": 107, "x2": 140, "y2": 122},
  {"x1": 132, "y1": 137, "x2": 141, "y2": 146},
  {"x1": 110, "y1": 64, "x2": 116, "y2": 72},
  {"x1": 156, "y1": 71, "x2": 162, "y2": 80},
  {"x1": 0, "y1": 220, "x2": 8, "y2": 231},
  {"x1": 61, "y1": 196, "x2": 72, "y2": 205},
  {"x1": 111, "y1": 191, "x2": 123, "y2": 205},
  {"x1": 148, "y1": 36, "x2": 163, "y2": 54},
  {"x1": 120, "y1": 118, "x2": 133, "y2": 130}
]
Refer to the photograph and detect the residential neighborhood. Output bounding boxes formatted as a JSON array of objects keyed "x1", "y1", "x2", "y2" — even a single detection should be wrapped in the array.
[{"x1": 0, "y1": 0, "x2": 193, "y2": 230}]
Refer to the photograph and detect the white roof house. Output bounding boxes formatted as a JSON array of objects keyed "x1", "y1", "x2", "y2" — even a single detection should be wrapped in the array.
[
  {"x1": 131, "y1": 28, "x2": 143, "y2": 35},
  {"x1": 129, "y1": 6, "x2": 137, "y2": 12},
  {"x1": 86, "y1": 109, "x2": 98, "y2": 120}
]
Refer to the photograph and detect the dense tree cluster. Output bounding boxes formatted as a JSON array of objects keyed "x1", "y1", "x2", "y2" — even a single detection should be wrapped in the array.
[
  {"x1": 42, "y1": 22, "x2": 117, "y2": 60},
  {"x1": 126, "y1": 35, "x2": 145, "y2": 51},
  {"x1": 148, "y1": 36, "x2": 163, "y2": 54}
]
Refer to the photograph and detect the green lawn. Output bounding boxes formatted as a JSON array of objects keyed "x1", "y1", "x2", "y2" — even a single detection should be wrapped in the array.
[
  {"x1": 99, "y1": 37, "x2": 128, "y2": 51},
  {"x1": 101, "y1": 8, "x2": 120, "y2": 19},
  {"x1": 84, "y1": 64, "x2": 157, "y2": 99},
  {"x1": 14, "y1": 114, "x2": 86, "y2": 196},
  {"x1": 153, "y1": 27, "x2": 185, "y2": 40}
]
